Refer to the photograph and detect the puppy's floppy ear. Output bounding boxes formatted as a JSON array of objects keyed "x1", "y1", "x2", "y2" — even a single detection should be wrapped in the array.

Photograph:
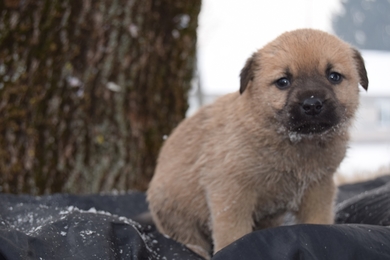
[
  {"x1": 352, "y1": 49, "x2": 368, "y2": 91},
  {"x1": 240, "y1": 53, "x2": 256, "y2": 94}
]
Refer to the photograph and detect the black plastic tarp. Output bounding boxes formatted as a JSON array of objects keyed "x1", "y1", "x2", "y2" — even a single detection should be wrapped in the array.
[
  {"x1": 0, "y1": 175, "x2": 390, "y2": 260},
  {"x1": 0, "y1": 192, "x2": 202, "y2": 260}
]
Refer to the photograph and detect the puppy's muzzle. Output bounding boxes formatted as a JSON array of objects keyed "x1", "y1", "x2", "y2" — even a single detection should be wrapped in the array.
[{"x1": 288, "y1": 94, "x2": 339, "y2": 135}]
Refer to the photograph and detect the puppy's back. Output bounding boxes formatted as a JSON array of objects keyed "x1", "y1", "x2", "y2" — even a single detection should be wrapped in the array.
[{"x1": 149, "y1": 92, "x2": 242, "y2": 189}]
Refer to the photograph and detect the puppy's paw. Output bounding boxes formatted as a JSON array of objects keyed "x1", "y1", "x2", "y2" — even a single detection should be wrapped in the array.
[{"x1": 186, "y1": 244, "x2": 211, "y2": 260}]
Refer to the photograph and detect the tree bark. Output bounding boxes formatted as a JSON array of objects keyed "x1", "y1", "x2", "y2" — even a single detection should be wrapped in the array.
[{"x1": 0, "y1": 0, "x2": 201, "y2": 194}]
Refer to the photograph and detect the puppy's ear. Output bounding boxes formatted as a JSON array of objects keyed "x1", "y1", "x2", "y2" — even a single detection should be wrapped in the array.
[
  {"x1": 352, "y1": 49, "x2": 368, "y2": 91},
  {"x1": 240, "y1": 54, "x2": 256, "y2": 94}
]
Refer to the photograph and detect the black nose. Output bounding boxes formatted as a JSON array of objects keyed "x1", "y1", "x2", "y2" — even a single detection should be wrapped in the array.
[{"x1": 301, "y1": 97, "x2": 323, "y2": 116}]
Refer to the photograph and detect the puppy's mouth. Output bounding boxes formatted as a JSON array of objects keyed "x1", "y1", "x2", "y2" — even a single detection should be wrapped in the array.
[{"x1": 291, "y1": 122, "x2": 333, "y2": 134}]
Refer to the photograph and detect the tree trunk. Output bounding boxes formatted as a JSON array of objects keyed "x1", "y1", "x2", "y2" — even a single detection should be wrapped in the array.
[{"x1": 0, "y1": 0, "x2": 201, "y2": 194}]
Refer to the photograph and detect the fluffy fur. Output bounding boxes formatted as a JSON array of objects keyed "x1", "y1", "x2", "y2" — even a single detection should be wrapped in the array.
[{"x1": 147, "y1": 29, "x2": 368, "y2": 259}]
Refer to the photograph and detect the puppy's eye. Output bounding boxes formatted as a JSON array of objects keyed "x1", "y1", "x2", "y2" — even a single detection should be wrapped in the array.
[
  {"x1": 275, "y1": 78, "x2": 291, "y2": 89},
  {"x1": 328, "y1": 72, "x2": 343, "y2": 84}
]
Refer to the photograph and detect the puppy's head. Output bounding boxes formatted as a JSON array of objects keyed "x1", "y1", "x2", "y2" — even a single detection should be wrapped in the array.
[{"x1": 240, "y1": 29, "x2": 368, "y2": 139}]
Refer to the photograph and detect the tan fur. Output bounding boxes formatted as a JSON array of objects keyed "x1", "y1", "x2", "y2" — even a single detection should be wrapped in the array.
[{"x1": 147, "y1": 29, "x2": 368, "y2": 259}]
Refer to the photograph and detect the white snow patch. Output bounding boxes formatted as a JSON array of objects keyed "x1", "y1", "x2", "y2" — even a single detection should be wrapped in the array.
[
  {"x1": 106, "y1": 82, "x2": 122, "y2": 92},
  {"x1": 288, "y1": 132, "x2": 303, "y2": 143},
  {"x1": 87, "y1": 207, "x2": 97, "y2": 214},
  {"x1": 66, "y1": 76, "x2": 82, "y2": 87},
  {"x1": 129, "y1": 24, "x2": 138, "y2": 38}
]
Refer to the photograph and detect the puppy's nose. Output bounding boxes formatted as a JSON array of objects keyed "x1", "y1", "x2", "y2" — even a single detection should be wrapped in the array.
[{"x1": 301, "y1": 97, "x2": 323, "y2": 116}]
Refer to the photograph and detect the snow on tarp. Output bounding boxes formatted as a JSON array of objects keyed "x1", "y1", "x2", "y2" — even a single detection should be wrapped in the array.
[
  {"x1": 0, "y1": 192, "x2": 202, "y2": 260},
  {"x1": 0, "y1": 175, "x2": 390, "y2": 260}
]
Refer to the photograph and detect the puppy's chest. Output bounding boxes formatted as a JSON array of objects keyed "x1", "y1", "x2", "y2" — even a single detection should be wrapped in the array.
[{"x1": 254, "y1": 174, "x2": 309, "y2": 217}]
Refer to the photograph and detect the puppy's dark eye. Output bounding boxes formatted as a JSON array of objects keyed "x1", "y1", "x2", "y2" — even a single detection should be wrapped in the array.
[
  {"x1": 275, "y1": 77, "x2": 291, "y2": 89},
  {"x1": 328, "y1": 72, "x2": 343, "y2": 84}
]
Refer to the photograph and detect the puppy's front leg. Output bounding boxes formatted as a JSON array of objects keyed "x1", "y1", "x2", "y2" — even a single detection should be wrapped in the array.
[
  {"x1": 206, "y1": 185, "x2": 256, "y2": 254},
  {"x1": 296, "y1": 175, "x2": 336, "y2": 224}
]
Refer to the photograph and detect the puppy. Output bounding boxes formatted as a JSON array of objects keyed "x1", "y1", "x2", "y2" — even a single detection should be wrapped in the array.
[{"x1": 147, "y1": 29, "x2": 368, "y2": 259}]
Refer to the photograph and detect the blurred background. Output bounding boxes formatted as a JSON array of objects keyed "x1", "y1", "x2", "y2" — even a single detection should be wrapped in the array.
[
  {"x1": 191, "y1": 0, "x2": 390, "y2": 183},
  {"x1": 0, "y1": 0, "x2": 389, "y2": 194}
]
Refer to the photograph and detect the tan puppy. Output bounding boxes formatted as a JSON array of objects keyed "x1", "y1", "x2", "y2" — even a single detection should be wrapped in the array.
[{"x1": 147, "y1": 29, "x2": 368, "y2": 259}]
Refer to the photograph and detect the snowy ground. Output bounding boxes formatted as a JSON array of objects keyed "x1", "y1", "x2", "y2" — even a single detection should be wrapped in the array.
[{"x1": 338, "y1": 142, "x2": 390, "y2": 177}]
